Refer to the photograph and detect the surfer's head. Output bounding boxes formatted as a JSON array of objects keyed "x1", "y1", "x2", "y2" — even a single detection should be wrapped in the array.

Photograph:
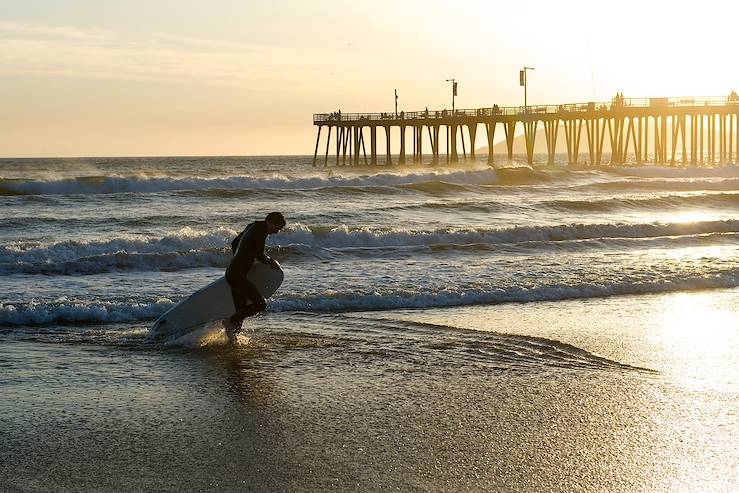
[{"x1": 265, "y1": 211, "x2": 286, "y2": 234}]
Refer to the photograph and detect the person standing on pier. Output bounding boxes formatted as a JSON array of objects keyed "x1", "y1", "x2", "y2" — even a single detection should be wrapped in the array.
[{"x1": 223, "y1": 212, "x2": 286, "y2": 341}]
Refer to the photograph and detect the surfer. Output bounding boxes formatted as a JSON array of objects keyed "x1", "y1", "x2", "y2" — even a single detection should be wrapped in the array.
[{"x1": 223, "y1": 211, "x2": 286, "y2": 340}]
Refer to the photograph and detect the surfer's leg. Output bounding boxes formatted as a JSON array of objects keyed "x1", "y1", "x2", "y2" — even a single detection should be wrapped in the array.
[
  {"x1": 235, "y1": 279, "x2": 267, "y2": 319},
  {"x1": 225, "y1": 274, "x2": 251, "y2": 333}
]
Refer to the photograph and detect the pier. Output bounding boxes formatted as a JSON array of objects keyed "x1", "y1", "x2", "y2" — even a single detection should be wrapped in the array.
[{"x1": 312, "y1": 95, "x2": 739, "y2": 167}]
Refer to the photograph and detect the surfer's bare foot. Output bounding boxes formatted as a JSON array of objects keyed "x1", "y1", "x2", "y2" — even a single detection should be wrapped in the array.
[{"x1": 223, "y1": 318, "x2": 239, "y2": 343}]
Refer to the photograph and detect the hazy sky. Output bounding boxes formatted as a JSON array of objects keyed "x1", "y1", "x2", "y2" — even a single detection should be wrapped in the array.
[{"x1": 1, "y1": 0, "x2": 737, "y2": 157}]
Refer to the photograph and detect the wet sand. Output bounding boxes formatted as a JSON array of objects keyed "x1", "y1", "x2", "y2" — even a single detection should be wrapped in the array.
[{"x1": 2, "y1": 289, "x2": 737, "y2": 492}]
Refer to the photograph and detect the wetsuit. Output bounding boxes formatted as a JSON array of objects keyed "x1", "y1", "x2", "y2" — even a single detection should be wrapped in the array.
[{"x1": 226, "y1": 221, "x2": 272, "y2": 325}]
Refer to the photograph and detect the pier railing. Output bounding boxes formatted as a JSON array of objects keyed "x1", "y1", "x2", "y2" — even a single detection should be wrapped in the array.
[{"x1": 314, "y1": 96, "x2": 739, "y2": 123}]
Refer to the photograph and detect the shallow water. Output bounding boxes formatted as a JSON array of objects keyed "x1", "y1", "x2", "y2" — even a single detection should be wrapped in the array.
[{"x1": 1, "y1": 156, "x2": 738, "y2": 491}]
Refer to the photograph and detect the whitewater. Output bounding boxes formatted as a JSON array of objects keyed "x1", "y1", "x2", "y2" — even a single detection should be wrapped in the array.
[{"x1": 1, "y1": 155, "x2": 739, "y2": 326}]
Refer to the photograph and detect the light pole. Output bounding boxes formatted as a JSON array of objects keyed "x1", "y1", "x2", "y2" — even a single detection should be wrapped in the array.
[
  {"x1": 394, "y1": 89, "x2": 398, "y2": 118},
  {"x1": 519, "y1": 67, "x2": 534, "y2": 112},
  {"x1": 445, "y1": 78, "x2": 457, "y2": 113}
]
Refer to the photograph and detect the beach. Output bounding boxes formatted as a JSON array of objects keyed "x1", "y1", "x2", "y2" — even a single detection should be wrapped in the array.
[{"x1": 1, "y1": 156, "x2": 738, "y2": 491}]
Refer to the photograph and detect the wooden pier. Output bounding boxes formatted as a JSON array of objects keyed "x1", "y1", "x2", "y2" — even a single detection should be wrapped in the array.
[{"x1": 312, "y1": 95, "x2": 739, "y2": 167}]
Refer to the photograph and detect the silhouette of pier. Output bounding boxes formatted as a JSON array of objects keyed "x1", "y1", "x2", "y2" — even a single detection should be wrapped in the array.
[{"x1": 312, "y1": 95, "x2": 739, "y2": 166}]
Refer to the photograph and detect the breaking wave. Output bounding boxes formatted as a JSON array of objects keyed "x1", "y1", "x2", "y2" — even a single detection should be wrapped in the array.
[
  {"x1": 376, "y1": 192, "x2": 739, "y2": 214},
  {"x1": 542, "y1": 192, "x2": 739, "y2": 212},
  {"x1": 0, "y1": 165, "x2": 583, "y2": 197},
  {"x1": 2, "y1": 269, "x2": 736, "y2": 326},
  {"x1": 602, "y1": 166, "x2": 739, "y2": 178},
  {"x1": 0, "y1": 298, "x2": 174, "y2": 326},
  {"x1": 0, "y1": 227, "x2": 235, "y2": 266},
  {"x1": 3, "y1": 220, "x2": 738, "y2": 275},
  {"x1": 270, "y1": 270, "x2": 739, "y2": 312},
  {"x1": 581, "y1": 178, "x2": 739, "y2": 192},
  {"x1": 0, "y1": 168, "x2": 503, "y2": 196},
  {"x1": 274, "y1": 220, "x2": 739, "y2": 248}
]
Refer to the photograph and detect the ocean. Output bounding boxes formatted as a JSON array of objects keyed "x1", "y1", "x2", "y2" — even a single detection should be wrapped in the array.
[{"x1": 1, "y1": 155, "x2": 737, "y2": 492}]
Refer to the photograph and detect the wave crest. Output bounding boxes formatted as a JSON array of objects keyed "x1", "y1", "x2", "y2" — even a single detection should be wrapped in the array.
[
  {"x1": 0, "y1": 168, "x2": 503, "y2": 196},
  {"x1": 0, "y1": 298, "x2": 174, "y2": 326},
  {"x1": 275, "y1": 219, "x2": 739, "y2": 248},
  {"x1": 3, "y1": 269, "x2": 736, "y2": 326},
  {"x1": 4, "y1": 220, "x2": 738, "y2": 275}
]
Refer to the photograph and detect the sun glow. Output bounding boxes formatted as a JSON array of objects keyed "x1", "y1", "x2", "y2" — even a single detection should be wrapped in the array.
[
  {"x1": 670, "y1": 211, "x2": 722, "y2": 224},
  {"x1": 2, "y1": 0, "x2": 739, "y2": 156},
  {"x1": 652, "y1": 291, "x2": 738, "y2": 391}
]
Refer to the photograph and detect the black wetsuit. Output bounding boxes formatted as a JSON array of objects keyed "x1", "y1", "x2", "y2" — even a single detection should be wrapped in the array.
[{"x1": 226, "y1": 221, "x2": 271, "y2": 324}]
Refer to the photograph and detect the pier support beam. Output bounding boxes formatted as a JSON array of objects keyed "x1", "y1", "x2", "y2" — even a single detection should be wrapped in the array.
[
  {"x1": 399, "y1": 125, "x2": 406, "y2": 164},
  {"x1": 460, "y1": 126, "x2": 467, "y2": 160},
  {"x1": 624, "y1": 117, "x2": 637, "y2": 165},
  {"x1": 544, "y1": 120, "x2": 559, "y2": 165},
  {"x1": 360, "y1": 127, "x2": 368, "y2": 165},
  {"x1": 643, "y1": 117, "x2": 648, "y2": 163},
  {"x1": 523, "y1": 120, "x2": 538, "y2": 165},
  {"x1": 690, "y1": 114, "x2": 698, "y2": 165},
  {"x1": 680, "y1": 115, "x2": 687, "y2": 164},
  {"x1": 504, "y1": 122, "x2": 516, "y2": 161},
  {"x1": 450, "y1": 124, "x2": 458, "y2": 163},
  {"x1": 653, "y1": 116, "x2": 661, "y2": 164},
  {"x1": 324, "y1": 126, "x2": 332, "y2": 167},
  {"x1": 468, "y1": 124, "x2": 477, "y2": 160},
  {"x1": 485, "y1": 121, "x2": 497, "y2": 165},
  {"x1": 431, "y1": 125, "x2": 440, "y2": 164},
  {"x1": 596, "y1": 118, "x2": 607, "y2": 165},
  {"x1": 585, "y1": 119, "x2": 595, "y2": 165},
  {"x1": 352, "y1": 126, "x2": 360, "y2": 165},
  {"x1": 384, "y1": 126, "x2": 392, "y2": 165},
  {"x1": 719, "y1": 115, "x2": 727, "y2": 164},
  {"x1": 699, "y1": 114, "x2": 704, "y2": 165},
  {"x1": 609, "y1": 117, "x2": 624, "y2": 165},
  {"x1": 312, "y1": 126, "x2": 322, "y2": 167},
  {"x1": 661, "y1": 115, "x2": 668, "y2": 164},
  {"x1": 336, "y1": 126, "x2": 342, "y2": 166},
  {"x1": 342, "y1": 126, "x2": 350, "y2": 165},
  {"x1": 670, "y1": 115, "x2": 678, "y2": 165},
  {"x1": 370, "y1": 126, "x2": 377, "y2": 165},
  {"x1": 563, "y1": 119, "x2": 583, "y2": 165},
  {"x1": 416, "y1": 126, "x2": 423, "y2": 162},
  {"x1": 730, "y1": 113, "x2": 734, "y2": 163}
]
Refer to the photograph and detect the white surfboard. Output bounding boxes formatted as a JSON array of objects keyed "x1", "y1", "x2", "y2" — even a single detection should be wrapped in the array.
[{"x1": 150, "y1": 262, "x2": 284, "y2": 338}]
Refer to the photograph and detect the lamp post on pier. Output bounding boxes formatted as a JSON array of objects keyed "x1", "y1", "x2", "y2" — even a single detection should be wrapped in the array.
[
  {"x1": 520, "y1": 66, "x2": 534, "y2": 112},
  {"x1": 445, "y1": 78, "x2": 457, "y2": 114}
]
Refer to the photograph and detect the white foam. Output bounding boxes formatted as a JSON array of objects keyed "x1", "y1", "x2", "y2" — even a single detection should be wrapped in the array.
[
  {"x1": 0, "y1": 226, "x2": 235, "y2": 265},
  {"x1": 161, "y1": 322, "x2": 248, "y2": 348},
  {"x1": 4, "y1": 220, "x2": 739, "y2": 275},
  {"x1": 3, "y1": 268, "x2": 736, "y2": 326},
  {"x1": 605, "y1": 165, "x2": 739, "y2": 179},
  {"x1": 0, "y1": 167, "x2": 500, "y2": 195},
  {"x1": 270, "y1": 271, "x2": 739, "y2": 312},
  {"x1": 0, "y1": 298, "x2": 173, "y2": 325},
  {"x1": 273, "y1": 220, "x2": 739, "y2": 249}
]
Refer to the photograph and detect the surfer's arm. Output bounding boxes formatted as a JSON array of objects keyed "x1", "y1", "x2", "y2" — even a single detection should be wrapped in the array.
[
  {"x1": 256, "y1": 252, "x2": 279, "y2": 269},
  {"x1": 255, "y1": 228, "x2": 279, "y2": 268},
  {"x1": 256, "y1": 251, "x2": 271, "y2": 264},
  {"x1": 256, "y1": 246, "x2": 280, "y2": 269},
  {"x1": 230, "y1": 231, "x2": 244, "y2": 255}
]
